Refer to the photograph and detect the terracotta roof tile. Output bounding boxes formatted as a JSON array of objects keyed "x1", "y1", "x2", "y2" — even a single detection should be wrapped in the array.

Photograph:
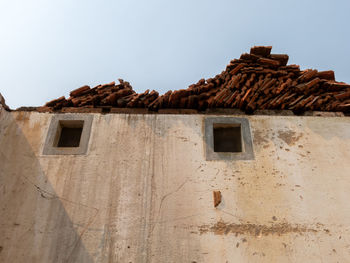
[{"x1": 41, "y1": 46, "x2": 350, "y2": 114}]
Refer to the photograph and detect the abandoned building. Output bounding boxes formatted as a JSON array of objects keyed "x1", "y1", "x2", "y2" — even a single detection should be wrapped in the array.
[{"x1": 0, "y1": 46, "x2": 350, "y2": 262}]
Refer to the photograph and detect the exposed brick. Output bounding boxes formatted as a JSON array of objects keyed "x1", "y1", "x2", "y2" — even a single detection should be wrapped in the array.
[
  {"x1": 45, "y1": 96, "x2": 66, "y2": 107},
  {"x1": 213, "y1": 191, "x2": 222, "y2": 207},
  {"x1": 258, "y1": 57, "x2": 281, "y2": 67},
  {"x1": 229, "y1": 64, "x2": 245, "y2": 76},
  {"x1": 295, "y1": 78, "x2": 320, "y2": 93},
  {"x1": 334, "y1": 91, "x2": 350, "y2": 100},
  {"x1": 110, "y1": 108, "x2": 149, "y2": 114},
  {"x1": 269, "y1": 54, "x2": 289, "y2": 66},
  {"x1": 36, "y1": 106, "x2": 53, "y2": 113},
  {"x1": 317, "y1": 70, "x2": 335, "y2": 81},
  {"x1": 70, "y1": 85, "x2": 90, "y2": 97},
  {"x1": 297, "y1": 69, "x2": 318, "y2": 83},
  {"x1": 60, "y1": 107, "x2": 102, "y2": 113},
  {"x1": 158, "y1": 109, "x2": 198, "y2": 114},
  {"x1": 250, "y1": 46, "x2": 272, "y2": 57}
]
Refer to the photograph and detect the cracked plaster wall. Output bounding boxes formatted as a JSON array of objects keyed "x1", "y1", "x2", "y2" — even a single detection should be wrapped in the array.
[{"x1": 1, "y1": 106, "x2": 350, "y2": 262}]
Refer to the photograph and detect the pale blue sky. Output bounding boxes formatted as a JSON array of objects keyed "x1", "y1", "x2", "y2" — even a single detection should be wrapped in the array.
[{"x1": 1, "y1": 0, "x2": 349, "y2": 108}]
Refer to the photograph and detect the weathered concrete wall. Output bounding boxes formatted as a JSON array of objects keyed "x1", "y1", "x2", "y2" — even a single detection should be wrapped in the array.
[{"x1": 1, "y1": 105, "x2": 350, "y2": 262}]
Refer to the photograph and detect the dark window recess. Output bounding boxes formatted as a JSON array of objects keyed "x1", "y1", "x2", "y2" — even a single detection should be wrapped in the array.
[
  {"x1": 55, "y1": 120, "x2": 84, "y2": 147},
  {"x1": 213, "y1": 124, "x2": 242, "y2": 152}
]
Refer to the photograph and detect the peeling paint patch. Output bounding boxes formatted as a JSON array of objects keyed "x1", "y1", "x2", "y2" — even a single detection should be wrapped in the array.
[
  {"x1": 198, "y1": 220, "x2": 318, "y2": 236},
  {"x1": 277, "y1": 130, "x2": 303, "y2": 146}
]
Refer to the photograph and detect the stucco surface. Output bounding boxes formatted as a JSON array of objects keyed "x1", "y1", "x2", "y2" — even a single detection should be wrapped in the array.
[{"x1": 1, "y1": 106, "x2": 350, "y2": 262}]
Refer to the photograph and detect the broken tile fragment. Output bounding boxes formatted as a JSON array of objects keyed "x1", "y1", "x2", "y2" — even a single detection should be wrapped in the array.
[
  {"x1": 250, "y1": 46, "x2": 272, "y2": 57},
  {"x1": 213, "y1": 191, "x2": 222, "y2": 207}
]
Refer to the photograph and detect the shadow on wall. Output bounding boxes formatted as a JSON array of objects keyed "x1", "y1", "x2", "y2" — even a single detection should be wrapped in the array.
[{"x1": 0, "y1": 108, "x2": 94, "y2": 263}]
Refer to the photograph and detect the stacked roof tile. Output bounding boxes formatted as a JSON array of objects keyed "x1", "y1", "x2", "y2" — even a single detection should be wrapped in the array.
[{"x1": 41, "y1": 46, "x2": 350, "y2": 114}]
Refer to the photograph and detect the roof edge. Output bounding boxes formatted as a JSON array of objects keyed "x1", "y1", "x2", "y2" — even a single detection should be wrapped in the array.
[{"x1": 13, "y1": 107, "x2": 348, "y2": 117}]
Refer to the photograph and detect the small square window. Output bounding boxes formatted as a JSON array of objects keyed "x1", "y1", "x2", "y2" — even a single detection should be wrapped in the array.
[
  {"x1": 213, "y1": 124, "x2": 242, "y2": 152},
  {"x1": 43, "y1": 114, "x2": 93, "y2": 155},
  {"x1": 204, "y1": 117, "x2": 254, "y2": 160},
  {"x1": 55, "y1": 120, "x2": 84, "y2": 147}
]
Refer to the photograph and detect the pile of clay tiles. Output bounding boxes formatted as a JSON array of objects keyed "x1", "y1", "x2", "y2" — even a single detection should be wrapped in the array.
[{"x1": 42, "y1": 46, "x2": 350, "y2": 114}]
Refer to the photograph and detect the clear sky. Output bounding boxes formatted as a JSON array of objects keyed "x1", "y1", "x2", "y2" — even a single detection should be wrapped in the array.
[{"x1": 1, "y1": 0, "x2": 350, "y2": 108}]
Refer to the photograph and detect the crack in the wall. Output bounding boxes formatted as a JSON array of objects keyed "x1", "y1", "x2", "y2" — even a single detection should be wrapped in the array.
[
  {"x1": 150, "y1": 178, "x2": 189, "y2": 234},
  {"x1": 18, "y1": 173, "x2": 101, "y2": 262},
  {"x1": 66, "y1": 209, "x2": 100, "y2": 263},
  {"x1": 34, "y1": 184, "x2": 58, "y2": 200}
]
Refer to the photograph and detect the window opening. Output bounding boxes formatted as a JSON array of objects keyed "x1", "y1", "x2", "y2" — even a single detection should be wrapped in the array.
[
  {"x1": 54, "y1": 120, "x2": 84, "y2": 147},
  {"x1": 213, "y1": 124, "x2": 242, "y2": 152}
]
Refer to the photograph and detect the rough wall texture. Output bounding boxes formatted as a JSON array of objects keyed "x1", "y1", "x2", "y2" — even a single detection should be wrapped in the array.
[{"x1": 1, "y1": 105, "x2": 350, "y2": 262}]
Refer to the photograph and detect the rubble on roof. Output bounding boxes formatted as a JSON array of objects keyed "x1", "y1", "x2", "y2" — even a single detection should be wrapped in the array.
[{"x1": 40, "y1": 46, "x2": 350, "y2": 114}]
